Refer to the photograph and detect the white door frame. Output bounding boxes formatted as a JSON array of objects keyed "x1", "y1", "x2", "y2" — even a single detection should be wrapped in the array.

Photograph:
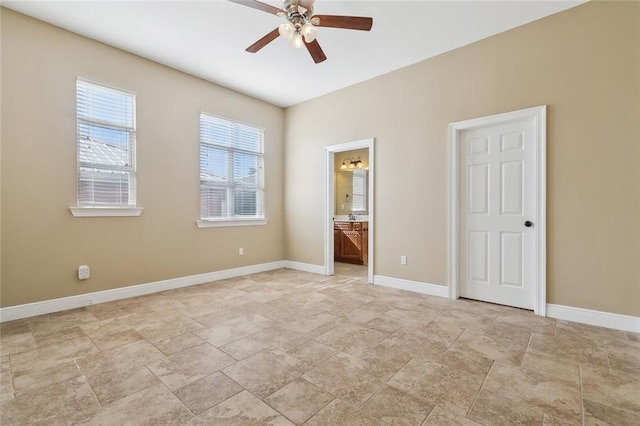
[
  {"x1": 448, "y1": 106, "x2": 546, "y2": 315},
  {"x1": 325, "y1": 138, "x2": 374, "y2": 283}
]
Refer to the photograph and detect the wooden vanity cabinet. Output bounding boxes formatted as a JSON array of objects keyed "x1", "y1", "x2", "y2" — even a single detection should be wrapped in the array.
[{"x1": 334, "y1": 221, "x2": 368, "y2": 265}]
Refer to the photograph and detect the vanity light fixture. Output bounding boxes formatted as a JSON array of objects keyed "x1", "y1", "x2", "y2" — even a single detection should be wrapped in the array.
[{"x1": 340, "y1": 157, "x2": 363, "y2": 170}]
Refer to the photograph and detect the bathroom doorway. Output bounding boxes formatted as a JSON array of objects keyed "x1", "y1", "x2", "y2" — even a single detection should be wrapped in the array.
[{"x1": 325, "y1": 138, "x2": 374, "y2": 283}]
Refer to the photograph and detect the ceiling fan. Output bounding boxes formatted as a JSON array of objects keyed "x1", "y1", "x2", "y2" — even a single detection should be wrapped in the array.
[{"x1": 228, "y1": 0, "x2": 373, "y2": 64}]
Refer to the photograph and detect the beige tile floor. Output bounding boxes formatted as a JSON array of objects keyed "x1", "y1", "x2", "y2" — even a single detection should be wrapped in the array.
[{"x1": 1, "y1": 263, "x2": 639, "y2": 425}]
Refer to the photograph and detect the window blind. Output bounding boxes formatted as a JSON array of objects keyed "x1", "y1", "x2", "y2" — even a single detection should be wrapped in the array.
[
  {"x1": 352, "y1": 169, "x2": 367, "y2": 212},
  {"x1": 200, "y1": 113, "x2": 265, "y2": 220},
  {"x1": 76, "y1": 79, "x2": 136, "y2": 206}
]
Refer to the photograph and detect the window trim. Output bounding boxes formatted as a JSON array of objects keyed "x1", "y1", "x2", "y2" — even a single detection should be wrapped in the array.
[
  {"x1": 70, "y1": 206, "x2": 143, "y2": 217},
  {"x1": 73, "y1": 78, "x2": 139, "y2": 214},
  {"x1": 196, "y1": 218, "x2": 268, "y2": 228},
  {"x1": 198, "y1": 112, "x2": 266, "y2": 227}
]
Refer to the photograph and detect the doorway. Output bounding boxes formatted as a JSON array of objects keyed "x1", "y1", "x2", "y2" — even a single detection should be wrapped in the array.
[
  {"x1": 449, "y1": 107, "x2": 546, "y2": 315},
  {"x1": 325, "y1": 138, "x2": 374, "y2": 283}
]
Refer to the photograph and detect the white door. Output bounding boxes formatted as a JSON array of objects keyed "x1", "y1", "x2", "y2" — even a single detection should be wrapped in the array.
[{"x1": 459, "y1": 117, "x2": 538, "y2": 309}]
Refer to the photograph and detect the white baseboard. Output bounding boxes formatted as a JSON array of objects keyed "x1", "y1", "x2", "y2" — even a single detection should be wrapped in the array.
[
  {"x1": 546, "y1": 303, "x2": 640, "y2": 333},
  {"x1": 7, "y1": 263, "x2": 636, "y2": 334},
  {"x1": 283, "y1": 261, "x2": 327, "y2": 275},
  {"x1": 373, "y1": 275, "x2": 449, "y2": 298},
  {"x1": 0, "y1": 261, "x2": 287, "y2": 323}
]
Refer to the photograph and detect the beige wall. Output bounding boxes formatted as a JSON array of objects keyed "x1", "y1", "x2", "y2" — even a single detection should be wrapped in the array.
[
  {"x1": 2, "y1": 2, "x2": 639, "y2": 317},
  {"x1": 1, "y1": 9, "x2": 285, "y2": 307},
  {"x1": 285, "y1": 1, "x2": 640, "y2": 316}
]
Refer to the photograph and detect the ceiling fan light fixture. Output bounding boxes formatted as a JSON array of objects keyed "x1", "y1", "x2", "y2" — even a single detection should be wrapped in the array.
[
  {"x1": 278, "y1": 22, "x2": 294, "y2": 40},
  {"x1": 291, "y1": 31, "x2": 304, "y2": 48},
  {"x1": 302, "y1": 23, "x2": 317, "y2": 43}
]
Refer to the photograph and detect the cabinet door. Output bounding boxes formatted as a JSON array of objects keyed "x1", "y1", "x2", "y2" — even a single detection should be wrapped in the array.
[
  {"x1": 334, "y1": 228, "x2": 341, "y2": 258},
  {"x1": 341, "y1": 230, "x2": 363, "y2": 263}
]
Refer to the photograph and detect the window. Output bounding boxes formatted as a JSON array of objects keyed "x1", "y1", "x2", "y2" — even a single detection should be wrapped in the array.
[
  {"x1": 352, "y1": 169, "x2": 367, "y2": 212},
  {"x1": 199, "y1": 113, "x2": 265, "y2": 226},
  {"x1": 74, "y1": 79, "x2": 138, "y2": 213}
]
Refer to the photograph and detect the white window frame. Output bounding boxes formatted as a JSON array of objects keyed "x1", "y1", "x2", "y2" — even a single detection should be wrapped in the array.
[
  {"x1": 70, "y1": 78, "x2": 142, "y2": 217},
  {"x1": 197, "y1": 112, "x2": 267, "y2": 228}
]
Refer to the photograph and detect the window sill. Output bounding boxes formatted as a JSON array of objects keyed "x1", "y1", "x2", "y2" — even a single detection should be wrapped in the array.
[
  {"x1": 196, "y1": 218, "x2": 268, "y2": 228},
  {"x1": 70, "y1": 206, "x2": 144, "y2": 217}
]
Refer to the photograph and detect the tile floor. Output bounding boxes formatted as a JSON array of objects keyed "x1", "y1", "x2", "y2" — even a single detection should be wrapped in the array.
[{"x1": 1, "y1": 263, "x2": 639, "y2": 425}]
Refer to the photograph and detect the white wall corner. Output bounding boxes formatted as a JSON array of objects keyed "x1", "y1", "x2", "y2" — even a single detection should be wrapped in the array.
[
  {"x1": 546, "y1": 303, "x2": 640, "y2": 333},
  {"x1": 373, "y1": 275, "x2": 449, "y2": 299},
  {"x1": 0, "y1": 261, "x2": 287, "y2": 323}
]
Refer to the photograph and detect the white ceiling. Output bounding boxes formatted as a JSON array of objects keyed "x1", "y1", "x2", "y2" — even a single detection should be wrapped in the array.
[{"x1": 3, "y1": 0, "x2": 583, "y2": 107}]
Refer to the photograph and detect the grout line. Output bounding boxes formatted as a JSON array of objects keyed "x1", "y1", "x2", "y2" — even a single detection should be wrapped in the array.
[
  {"x1": 304, "y1": 397, "x2": 339, "y2": 424},
  {"x1": 602, "y1": 336, "x2": 612, "y2": 374},
  {"x1": 381, "y1": 356, "x2": 413, "y2": 388},
  {"x1": 158, "y1": 380, "x2": 195, "y2": 418},
  {"x1": 521, "y1": 332, "x2": 534, "y2": 369},
  {"x1": 420, "y1": 405, "x2": 438, "y2": 426},
  {"x1": 465, "y1": 360, "x2": 495, "y2": 419},
  {"x1": 442, "y1": 325, "x2": 466, "y2": 358},
  {"x1": 74, "y1": 358, "x2": 103, "y2": 408},
  {"x1": 357, "y1": 382, "x2": 385, "y2": 409},
  {"x1": 4, "y1": 352, "x2": 16, "y2": 395},
  {"x1": 579, "y1": 365, "x2": 585, "y2": 426}
]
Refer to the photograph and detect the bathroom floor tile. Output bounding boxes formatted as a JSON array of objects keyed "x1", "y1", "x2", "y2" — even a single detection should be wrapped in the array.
[
  {"x1": 194, "y1": 314, "x2": 273, "y2": 347},
  {"x1": 219, "y1": 334, "x2": 272, "y2": 360},
  {"x1": 187, "y1": 390, "x2": 294, "y2": 425},
  {"x1": 174, "y1": 372, "x2": 243, "y2": 415},
  {"x1": 223, "y1": 349, "x2": 309, "y2": 398},
  {"x1": 603, "y1": 336, "x2": 640, "y2": 374},
  {"x1": 0, "y1": 376, "x2": 100, "y2": 425},
  {"x1": 583, "y1": 398, "x2": 640, "y2": 425},
  {"x1": 287, "y1": 340, "x2": 339, "y2": 367},
  {"x1": 467, "y1": 362, "x2": 582, "y2": 424},
  {"x1": 581, "y1": 365, "x2": 640, "y2": 412},
  {"x1": 79, "y1": 384, "x2": 193, "y2": 425},
  {"x1": 85, "y1": 363, "x2": 160, "y2": 405},
  {"x1": 360, "y1": 385, "x2": 432, "y2": 425},
  {"x1": 154, "y1": 332, "x2": 204, "y2": 355},
  {"x1": 147, "y1": 343, "x2": 236, "y2": 390},
  {"x1": 304, "y1": 399, "x2": 385, "y2": 426},
  {"x1": 264, "y1": 378, "x2": 334, "y2": 425},
  {"x1": 387, "y1": 357, "x2": 487, "y2": 412}
]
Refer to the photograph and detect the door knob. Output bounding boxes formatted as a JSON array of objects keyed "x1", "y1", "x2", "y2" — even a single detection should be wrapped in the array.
[{"x1": 524, "y1": 221, "x2": 533, "y2": 228}]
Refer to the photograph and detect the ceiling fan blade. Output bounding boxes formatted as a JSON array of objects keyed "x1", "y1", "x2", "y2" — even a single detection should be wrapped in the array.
[
  {"x1": 246, "y1": 28, "x2": 280, "y2": 53},
  {"x1": 313, "y1": 15, "x2": 373, "y2": 31},
  {"x1": 228, "y1": 0, "x2": 284, "y2": 16},
  {"x1": 304, "y1": 39, "x2": 327, "y2": 64}
]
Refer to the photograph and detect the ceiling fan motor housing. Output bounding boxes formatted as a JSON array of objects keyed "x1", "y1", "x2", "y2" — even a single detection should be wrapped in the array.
[{"x1": 283, "y1": 0, "x2": 313, "y2": 28}]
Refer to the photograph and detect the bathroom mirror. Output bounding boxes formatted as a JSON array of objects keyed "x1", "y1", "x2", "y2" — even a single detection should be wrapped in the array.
[{"x1": 335, "y1": 169, "x2": 368, "y2": 215}]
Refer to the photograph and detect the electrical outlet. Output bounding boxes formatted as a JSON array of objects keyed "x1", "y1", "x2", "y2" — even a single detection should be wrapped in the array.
[
  {"x1": 400, "y1": 256, "x2": 407, "y2": 265},
  {"x1": 238, "y1": 248, "x2": 244, "y2": 256},
  {"x1": 78, "y1": 265, "x2": 90, "y2": 280}
]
